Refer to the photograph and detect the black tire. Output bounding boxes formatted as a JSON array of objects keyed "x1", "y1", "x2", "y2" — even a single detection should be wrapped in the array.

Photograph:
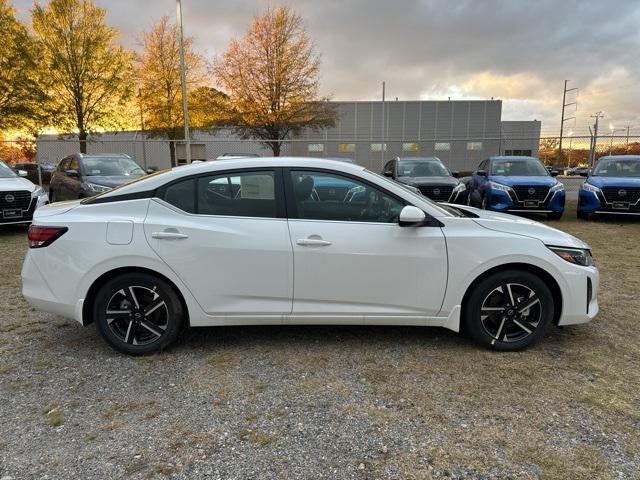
[
  {"x1": 577, "y1": 210, "x2": 590, "y2": 220},
  {"x1": 93, "y1": 273, "x2": 185, "y2": 355},
  {"x1": 547, "y1": 211, "x2": 563, "y2": 220},
  {"x1": 463, "y1": 270, "x2": 554, "y2": 351}
]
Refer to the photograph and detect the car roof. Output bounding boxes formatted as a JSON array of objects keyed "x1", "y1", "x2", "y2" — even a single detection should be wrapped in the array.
[
  {"x1": 76, "y1": 153, "x2": 132, "y2": 159},
  {"x1": 597, "y1": 155, "x2": 640, "y2": 161},
  {"x1": 490, "y1": 156, "x2": 538, "y2": 161},
  {"x1": 396, "y1": 156, "x2": 442, "y2": 162},
  {"x1": 96, "y1": 157, "x2": 367, "y2": 197}
]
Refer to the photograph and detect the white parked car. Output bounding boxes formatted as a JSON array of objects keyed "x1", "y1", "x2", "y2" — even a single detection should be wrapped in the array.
[
  {"x1": 22, "y1": 158, "x2": 599, "y2": 354},
  {"x1": 0, "y1": 160, "x2": 49, "y2": 226}
]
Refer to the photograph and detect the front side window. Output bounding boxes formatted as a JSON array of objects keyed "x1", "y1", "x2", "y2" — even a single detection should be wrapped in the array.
[
  {"x1": 290, "y1": 170, "x2": 403, "y2": 223},
  {"x1": 69, "y1": 158, "x2": 80, "y2": 172},
  {"x1": 163, "y1": 170, "x2": 277, "y2": 218}
]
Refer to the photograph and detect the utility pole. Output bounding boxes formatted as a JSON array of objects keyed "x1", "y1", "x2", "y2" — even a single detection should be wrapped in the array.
[
  {"x1": 138, "y1": 89, "x2": 147, "y2": 169},
  {"x1": 381, "y1": 81, "x2": 386, "y2": 170},
  {"x1": 558, "y1": 80, "x2": 578, "y2": 166},
  {"x1": 176, "y1": 0, "x2": 191, "y2": 164},
  {"x1": 589, "y1": 111, "x2": 604, "y2": 167}
]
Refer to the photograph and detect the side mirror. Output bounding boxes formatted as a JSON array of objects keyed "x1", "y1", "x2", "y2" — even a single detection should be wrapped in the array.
[
  {"x1": 399, "y1": 205, "x2": 426, "y2": 227},
  {"x1": 17, "y1": 170, "x2": 28, "y2": 178},
  {"x1": 66, "y1": 169, "x2": 79, "y2": 178},
  {"x1": 476, "y1": 170, "x2": 487, "y2": 177},
  {"x1": 146, "y1": 167, "x2": 158, "y2": 174},
  {"x1": 451, "y1": 170, "x2": 460, "y2": 178},
  {"x1": 383, "y1": 169, "x2": 394, "y2": 178},
  {"x1": 550, "y1": 170, "x2": 559, "y2": 177}
]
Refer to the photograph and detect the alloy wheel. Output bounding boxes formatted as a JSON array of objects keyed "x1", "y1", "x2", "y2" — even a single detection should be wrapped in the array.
[
  {"x1": 105, "y1": 286, "x2": 169, "y2": 346},
  {"x1": 480, "y1": 283, "x2": 542, "y2": 343}
]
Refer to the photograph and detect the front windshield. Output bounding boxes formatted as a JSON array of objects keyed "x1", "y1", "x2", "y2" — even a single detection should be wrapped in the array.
[
  {"x1": 592, "y1": 158, "x2": 640, "y2": 177},
  {"x1": 83, "y1": 157, "x2": 145, "y2": 176},
  {"x1": 491, "y1": 158, "x2": 549, "y2": 176},
  {"x1": 398, "y1": 160, "x2": 450, "y2": 177},
  {"x1": 0, "y1": 161, "x2": 17, "y2": 179},
  {"x1": 365, "y1": 169, "x2": 454, "y2": 217}
]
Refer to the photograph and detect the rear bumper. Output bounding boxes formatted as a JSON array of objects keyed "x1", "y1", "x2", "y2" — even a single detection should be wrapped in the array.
[{"x1": 21, "y1": 251, "x2": 81, "y2": 324}]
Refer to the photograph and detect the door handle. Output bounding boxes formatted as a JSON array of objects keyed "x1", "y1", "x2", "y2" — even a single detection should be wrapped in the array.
[
  {"x1": 296, "y1": 238, "x2": 332, "y2": 247},
  {"x1": 152, "y1": 230, "x2": 189, "y2": 240}
]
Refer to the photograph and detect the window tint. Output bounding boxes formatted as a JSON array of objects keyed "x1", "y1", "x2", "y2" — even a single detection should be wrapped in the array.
[
  {"x1": 290, "y1": 170, "x2": 404, "y2": 223},
  {"x1": 163, "y1": 171, "x2": 277, "y2": 217},
  {"x1": 164, "y1": 178, "x2": 196, "y2": 213},
  {"x1": 198, "y1": 171, "x2": 276, "y2": 217}
]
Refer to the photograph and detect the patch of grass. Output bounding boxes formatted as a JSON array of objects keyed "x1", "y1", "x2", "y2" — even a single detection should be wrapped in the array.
[
  {"x1": 42, "y1": 404, "x2": 64, "y2": 427},
  {"x1": 84, "y1": 432, "x2": 98, "y2": 441},
  {"x1": 101, "y1": 401, "x2": 139, "y2": 419},
  {"x1": 238, "y1": 428, "x2": 275, "y2": 446},
  {"x1": 0, "y1": 440, "x2": 9, "y2": 449}
]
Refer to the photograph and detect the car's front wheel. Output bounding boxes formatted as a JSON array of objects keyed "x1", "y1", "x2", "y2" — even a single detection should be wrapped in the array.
[
  {"x1": 463, "y1": 270, "x2": 554, "y2": 351},
  {"x1": 547, "y1": 211, "x2": 563, "y2": 220},
  {"x1": 93, "y1": 273, "x2": 185, "y2": 355}
]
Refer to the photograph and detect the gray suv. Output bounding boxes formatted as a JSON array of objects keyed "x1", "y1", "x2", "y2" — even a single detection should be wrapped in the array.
[{"x1": 49, "y1": 154, "x2": 148, "y2": 202}]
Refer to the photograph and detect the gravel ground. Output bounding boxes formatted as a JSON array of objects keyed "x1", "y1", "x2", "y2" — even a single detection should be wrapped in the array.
[{"x1": 1, "y1": 207, "x2": 639, "y2": 479}]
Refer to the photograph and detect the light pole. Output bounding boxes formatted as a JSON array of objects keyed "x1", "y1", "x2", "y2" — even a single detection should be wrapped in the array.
[
  {"x1": 567, "y1": 131, "x2": 573, "y2": 169},
  {"x1": 609, "y1": 125, "x2": 625, "y2": 155},
  {"x1": 176, "y1": 0, "x2": 191, "y2": 164},
  {"x1": 138, "y1": 89, "x2": 147, "y2": 168}
]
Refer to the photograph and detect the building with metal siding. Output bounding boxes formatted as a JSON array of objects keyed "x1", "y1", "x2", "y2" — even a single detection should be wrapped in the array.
[{"x1": 291, "y1": 100, "x2": 539, "y2": 172}]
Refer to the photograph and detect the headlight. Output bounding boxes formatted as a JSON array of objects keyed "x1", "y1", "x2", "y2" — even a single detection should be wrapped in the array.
[
  {"x1": 550, "y1": 182, "x2": 565, "y2": 192},
  {"x1": 488, "y1": 181, "x2": 512, "y2": 193},
  {"x1": 84, "y1": 182, "x2": 111, "y2": 193},
  {"x1": 31, "y1": 186, "x2": 46, "y2": 197},
  {"x1": 453, "y1": 182, "x2": 467, "y2": 193},
  {"x1": 548, "y1": 246, "x2": 594, "y2": 266},
  {"x1": 582, "y1": 182, "x2": 600, "y2": 193}
]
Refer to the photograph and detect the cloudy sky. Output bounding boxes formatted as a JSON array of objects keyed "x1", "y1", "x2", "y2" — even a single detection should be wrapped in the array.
[{"x1": 12, "y1": 0, "x2": 640, "y2": 134}]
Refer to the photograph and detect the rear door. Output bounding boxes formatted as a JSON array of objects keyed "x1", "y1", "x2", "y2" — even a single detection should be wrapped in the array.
[
  {"x1": 284, "y1": 168, "x2": 448, "y2": 323},
  {"x1": 144, "y1": 168, "x2": 293, "y2": 318}
]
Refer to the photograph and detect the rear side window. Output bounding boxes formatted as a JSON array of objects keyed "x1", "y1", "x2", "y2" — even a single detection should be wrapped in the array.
[{"x1": 162, "y1": 171, "x2": 277, "y2": 218}]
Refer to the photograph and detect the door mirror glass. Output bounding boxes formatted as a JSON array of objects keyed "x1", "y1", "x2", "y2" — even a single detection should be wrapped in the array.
[
  {"x1": 550, "y1": 170, "x2": 559, "y2": 177},
  {"x1": 383, "y1": 169, "x2": 394, "y2": 178},
  {"x1": 17, "y1": 170, "x2": 28, "y2": 178},
  {"x1": 451, "y1": 170, "x2": 460, "y2": 178},
  {"x1": 399, "y1": 205, "x2": 426, "y2": 226},
  {"x1": 66, "y1": 169, "x2": 79, "y2": 178},
  {"x1": 476, "y1": 169, "x2": 487, "y2": 177}
]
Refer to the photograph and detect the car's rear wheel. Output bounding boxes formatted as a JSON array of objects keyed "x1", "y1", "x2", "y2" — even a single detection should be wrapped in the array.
[
  {"x1": 93, "y1": 273, "x2": 184, "y2": 355},
  {"x1": 463, "y1": 270, "x2": 554, "y2": 351}
]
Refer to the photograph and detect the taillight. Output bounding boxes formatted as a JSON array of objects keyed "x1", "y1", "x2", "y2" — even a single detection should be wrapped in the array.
[{"x1": 27, "y1": 226, "x2": 68, "y2": 248}]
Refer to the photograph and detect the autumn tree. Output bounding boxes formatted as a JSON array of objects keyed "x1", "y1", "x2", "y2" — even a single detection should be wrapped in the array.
[
  {"x1": 0, "y1": 0, "x2": 46, "y2": 133},
  {"x1": 135, "y1": 16, "x2": 216, "y2": 166},
  {"x1": 213, "y1": 6, "x2": 336, "y2": 156},
  {"x1": 32, "y1": 0, "x2": 133, "y2": 152}
]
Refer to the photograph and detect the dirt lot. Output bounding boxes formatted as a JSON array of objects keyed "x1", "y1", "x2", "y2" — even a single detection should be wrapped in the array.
[{"x1": 1, "y1": 205, "x2": 639, "y2": 479}]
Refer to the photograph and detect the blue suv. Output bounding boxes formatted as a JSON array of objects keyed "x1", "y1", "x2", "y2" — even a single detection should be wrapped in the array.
[
  {"x1": 577, "y1": 155, "x2": 640, "y2": 219},
  {"x1": 468, "y1": 156, "x2": 565, "y2": 219}
]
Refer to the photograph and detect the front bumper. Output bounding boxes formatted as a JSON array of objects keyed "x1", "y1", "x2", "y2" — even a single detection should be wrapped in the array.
[
  {"x1": 0, "y1": 194, "x2": 49, "y2": 225},
  {"x1": 557, "y1": 264, "x2": 599, "y2": 326},
  {"x1": 578, "y1": 188, "x2": 640, "y2": 215},
  {"x1": 487, "y1": 188, "x2": 565, "y2": 214}
]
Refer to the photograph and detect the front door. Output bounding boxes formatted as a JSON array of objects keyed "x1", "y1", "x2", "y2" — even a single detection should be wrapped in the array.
[
  {"x1": 144, "y1": 168, "x2": 293, "y2": 318},
  {"x1": 284, "y1": 169, "x2": 448, "y2": 323}
]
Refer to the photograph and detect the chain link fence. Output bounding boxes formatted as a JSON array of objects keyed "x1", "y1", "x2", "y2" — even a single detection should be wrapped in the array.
[{"x1": 2, "y1": 134, "x2": 640, "y2": 186}]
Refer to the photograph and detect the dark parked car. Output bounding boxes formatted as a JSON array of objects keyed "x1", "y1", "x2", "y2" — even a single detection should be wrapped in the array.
[
  {"x1": 49, "y1": 154, "x2": 147, "y2": 202},
  {"x1": 14, "y1": 162, "x2": 55, "y2": 185},
  {"x1": 382, "y1": 157, "x2": 468, "y2": 204}
]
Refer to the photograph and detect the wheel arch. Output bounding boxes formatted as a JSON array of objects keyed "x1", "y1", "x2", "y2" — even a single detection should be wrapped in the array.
[
  {"x1": 460, "y1": 262, "x2": 563, "y2": 328},
  {"x1": 81, "y1": 266, "x2": 190, "y2": 327}
]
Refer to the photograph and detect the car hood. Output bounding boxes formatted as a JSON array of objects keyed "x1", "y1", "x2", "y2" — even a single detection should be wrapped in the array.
[
  {"x1": 447, "y1": 204, "x2": 589, "y2": 249},
  {"x1": 0, "y1": 177, "x2": 37, "y2": 192},
  {"x1": 86, "y1": 175, "x2": 144, "y2": 187},
  {"x1": 34, "y1": 199, "x2": 82, "y2": 218},
  {"x1": 585, "y1": 176, "x2": 640, "y2": 188},
  {"x1": 489, "y1": 175, "x2": 557, "y2": 187},
  {"x1": 398, "y1": 176, "x2": 459, "y2": 186}
]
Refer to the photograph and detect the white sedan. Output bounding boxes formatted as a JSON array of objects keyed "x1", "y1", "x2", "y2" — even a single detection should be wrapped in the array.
[
  {"x1": 1, "y1": 160, "x2": 48, "y2": 226},
  {"x1": 22, "y1": 158, "x2": 599, "y2": 354}
]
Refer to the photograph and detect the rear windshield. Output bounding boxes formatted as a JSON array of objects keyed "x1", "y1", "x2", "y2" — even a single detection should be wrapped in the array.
[
  {"x1": 592, "y1": 159, "x2": 640, "y2": 177},
  {"x1": 491, "y1": 158, "x2": 548, "y2": 176}
]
